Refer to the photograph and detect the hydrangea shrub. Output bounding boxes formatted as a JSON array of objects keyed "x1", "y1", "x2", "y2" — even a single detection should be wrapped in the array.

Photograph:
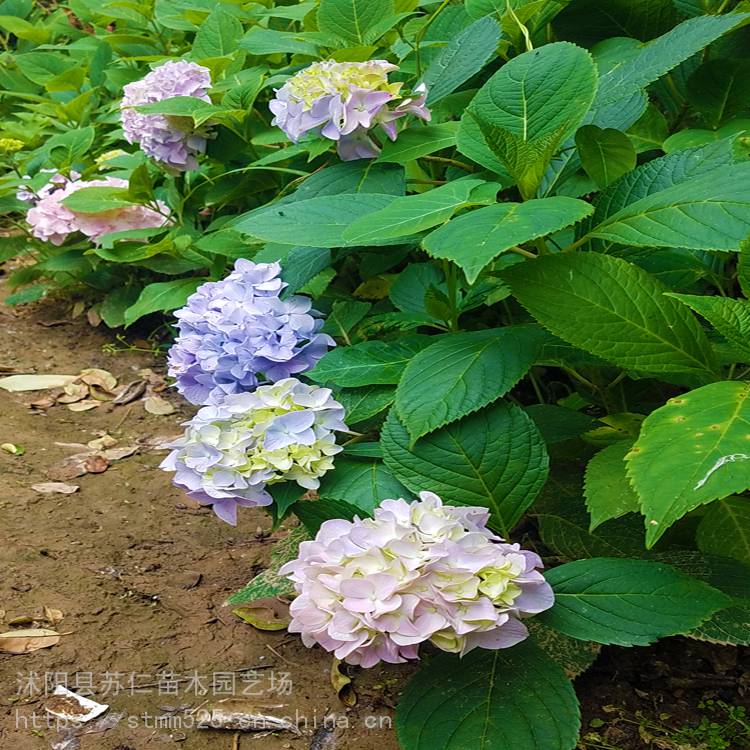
[{"x1": 1, "y1": 0, "x2": 749, "y2": 747}]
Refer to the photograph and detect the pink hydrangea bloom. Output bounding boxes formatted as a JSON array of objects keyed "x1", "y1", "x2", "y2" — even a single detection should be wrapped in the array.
[
  {"x1": 27, "y1": 176, "x2": 168, "y2": 246},
  {"x1": 280, "y1": 492, "x2": 554, "y2": 667},
  {"x1": 120, "y1": 60, "x2": 212, "y2": 171},
  {"x1": 269, "y1": 60, "x2": 431, "y2": 161}
]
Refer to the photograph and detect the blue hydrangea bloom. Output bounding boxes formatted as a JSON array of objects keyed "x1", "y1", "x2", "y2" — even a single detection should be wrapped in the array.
[{"x1": 167, "y1": 260, "x2": 334, "y2": 405}]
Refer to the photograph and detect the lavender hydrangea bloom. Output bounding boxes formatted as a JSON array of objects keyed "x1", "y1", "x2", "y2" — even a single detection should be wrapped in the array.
[
  {"x1": 269, "y1": 61, "x2": 431, "y2": 161},
  {"x1": 167, "y1": 260, "x2": 334, "y2": 406},
  {"x1": 120, "y1": 60, "x2": 212, "y2": 171},
  {"x1": 160, "y1": 379, "x2": 347, "y2": 525},
  {"x1": 280, "y1": 492, "x2": 554, "y2": 667}
]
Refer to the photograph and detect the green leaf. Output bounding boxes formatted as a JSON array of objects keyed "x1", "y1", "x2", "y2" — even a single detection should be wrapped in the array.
[
  {"x1": 317, "y1": 0, "x2": 395, "y2": 45},
  {"x1": 343, "y1": 179, "x2": 486, "y2": 243},
  {"x1": 668, "y1": 293, "x2": 750, "y2": 360},
  {"x1": 586, "y1": 161, "x2": 750, "y2": 252},
  {"x1": 740, "y1": 237, "x2": 750, "y2": 299},
  {"x1": 459, "y1": 41, "x2": 597, "y2": 196},
  {"x1": 525, "y1": 619, "x2": 601, "y2": 680},
  {"x1": 526, "y1": 405, "x2": 595, "y2": 445},
  {"x1": 697, "y1": 497, "x2": 750, "y2": 566},
  {"x1": 234, "y1": 194, "x2": 396, "y2": 248},
  {"x1": 294, "y1": 497, "x2": 363, "y2": 535},
  {"x1": 421, "y1": 17, "x2": 500, "y2": 104},
  {"x1": 226, "y1": 526, "x2": 307, "y2": 605},
  {"x1": 123, "y1": 278, "x2": 204, "y2": 327},
  {"x1": 390, "y1": 263, "x2": 445, "y2": 316},
  {"x1": 61, "y1": 187, "x2": 135, "y2": 213},
  {"x1": 191, "y1": 5, "x2": 243, "y2": 58},
  {"x1": 626, "y1": 381, "x2": 750, "y2": 547},
  {"x1": 539, "y1": 558, "x2": 730, "y2": 646},
  {"x1": 584, "y1": 441, "x2": 640, "y2": 531},
  {"x1": 593, "y1": 13, "x2": 750, "y2": 109},
  {"x1": 504, "y1": 252, "x2": 717, "y2": 379},
  {"x1": 321, "y1": 300, "x2": 371, "y2": 338},
  {"x1": 99, "y1": 286, "x2": 139, "y2": 328},
  {"x1": 238, "y1": 27, "x2": 323, "y2": 56},
  {"x1": 575, "y1": 125, "x2": 637, "y2": 189},
  {"x1": 4, "y1": 284, "x2": 48, "y2": 306},
  {"x1": 424, "y1": 197, "x2": 592, "y2": 284},
  {"x1": 133, "y1": 96, "x2": 219, "y2": 121},
  {"x1": 318, "y1": 457, "x2": 410, "y2": 513},
  {"x1": 307, "y1": 336, "x2": 432, "y2": 387},
  {"x1": 376, "y1": 122, "x2": 459, "y2": 165},
  {"x1": 0, "y1": 14, "x2": 49, "y2": 42},
  {"x1": 688, "y1": 59, "x2": 750, "y2": 129},
  {"x1": 396, "y1": 641, "x2": 580, "y2": 750},
  {"x1": 381, "y1": 403, "x2": 548, "y2": 535},
  {"x1": 395, "y1": 327, "x2": 542, "y2": 442},
  {"x1": 280, "y1": 247, "x2": 331, "y2": 295},
  {"x1": 334, "y1": 385, "x2": 394, "y2": 425}
]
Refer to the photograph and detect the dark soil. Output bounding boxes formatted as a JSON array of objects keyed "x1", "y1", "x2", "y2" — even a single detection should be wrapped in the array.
[{"x1": 1, "y1": 284, "x2": 748, "y2": 750}]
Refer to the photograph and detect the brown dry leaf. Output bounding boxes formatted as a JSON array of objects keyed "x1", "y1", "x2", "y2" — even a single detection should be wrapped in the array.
[
  {"x1": 28, "y1": 396, "x2": 56, "y2": 410},
  {"x1": 57, "y1": 383, "x2": 90, "y2": 404},
  {"x1": 71, "y1": 301, "x2": 85, "y2": 318},
  {"x1": 43, "y1": 607, "x2": 64, "y2": 626},
  {"x1": 32, "y1": 482, "x2": 79, "y2": 495},
  {"x1": 232, "y1": 598, "x2": 290, "y2": 631},
  {"x1": 78, "y1": 368, "x2": 117, "y2": 392},
  {"x1": 8, "y1": 616, "x2": 34, "y2": 626},
  {"x1": 102, "y1": 446, "x2": 138, "y2": 461},
  {"x1": 330, "y1": 658, "x2": 357, "y2": 707},
  {"x1": 112, "y1": 379, "x2": 146, "y2": 405},
  {"x1": 87, "y1": 434, "x2": 117, "y2": 451},
  {"x1": 144, "y1": 395, "x2": 175, "y2": 415},
  {"x1": 86, "y1": 308, "x2": 101, "y2": 327},
  {"x1": 0, "y1": 374, "x2": 77, "y2": 392},
  {"x1": 67, "y1": 400, "x2": 100, "y2": 412},
  {"x1": 0, "y1": 628, "x2": 60, "y2": 654},
  {"x1": 138, "y1": 368, "x2": 165, "y2": 387},
  {"x1": 139, "y1": 434, "x2": 181, "y2": 451},
  {"x1": 88, "y1": 385, "x2": 114, "y2": 402},
  {"x1": 84, "y1": 455, "x2": 109, "y2": 474}
]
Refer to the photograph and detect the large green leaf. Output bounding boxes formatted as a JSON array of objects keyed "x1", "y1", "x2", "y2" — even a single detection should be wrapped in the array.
[
  {"x1": 381, "y1": 403, "x2": 548, "y2": 535},
  {"x1": 668, "y1": 293, "x2": 750, "y2": 360},
  {"x1": 696, "y1": 497, "x2": 750, "y2": 567},
  {"x1": 343, "y1": 179, "x2": 486, "y2": 243},
  {"x1": 396, "y1": 642, "x2": 580, "y2": 750},
  {"x1": 334, "y1": 385, "x2": 394, "y2": 425},
  {"x1": 421, "y1": 17, "x2": 500, "y2": 104},
  {"x1": 688, "y1": 59, "x2": 750, "y2": 129},
  {"x1": 317, "y1": 0, "x2": 394, "y2": 44},
  {"x1": 395, "y1": 327, "x2": 541, "y2": 442},
  {"x1": 584, "y1": 441, "x2": 640, "y2": 531},
  {"x1": 504, "y1": 253, "x2": 717, "y2": 379},
  {"x1": 307, "y1": 336, "x2": 432, "y2": 387},
  {"x1": 123, "y1": 278, "x2": 204, "y2": 327},
  {"x1": 586, "y1": 162, "x2": 750, "y2": 252},
  {"x1": 539, "y1": 558, "x2": 730, "y2": 646},
  {"x1": 626, "y1": 381, "x2": 750, "y2": 547},
  {"x1": 318, "y1": 457, "x2": 410, "y2": 513},
  {"x1": 233, "y1": 194, "x2": 396, "y2": 248},
  {"x1": 575, "y1": 125, "x2": 636, "y2": 189},
  {"x1": 62, "y1": 186, "x2": 135, "y2": 213},
  {"x1": 423, "y1": 197, "x2": 593, "y2": 284},
  {"x1": 191, "y1": 5, "x2": 243, "y2": 58},
  {"x1": 376, "y1": 122, "x2": 459, "y2": 165},
  {"x1": 458, "y1": 41, "x2": 597, "y2": 197},
  {"x1": 592, "y1": 13, "x2": 750, "y2": 109}
]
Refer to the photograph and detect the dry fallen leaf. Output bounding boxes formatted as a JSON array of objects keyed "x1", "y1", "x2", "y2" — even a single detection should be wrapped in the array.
[
  {"x1": 330, "y1": 658, "x2": 357, "y2": 707},
  {"x1": 1, "y1": 443, "x2": 24, "y2": 456},
  {"x1": 0, "y1": 628, "x2": 60, "y2": 654},
  {"x1": 102, "y1": 446, "x2": 138, "y2": 461},
  {"x1": 84, "y1": 455, "x2": 109, "y2": 474},
  {"x1": 32, "y1": 482, "x2": 79, "y2": 495},
  {"x1": 67, "y1": 400, "x2": 100, "y2": 412},
  {"x1": 112, "y1": 379, "x2": 147, "y2": 405},
  {"x1": 28, "y1": 396, "x2": 56, "y2": 410},
  {"x1": 0, "y1": 374, "x2": 77, "y2": 392},
  {"x1": 78, "y1": 368, "x2": 117, "y2": 392},
  {"x1": 48, "y1": 452, "x2": 109, "y2": 481},
  {"x1": 144, "y1": 395, "x2": 175, "y2": 415},
  {"x1": 87, "y1": 434, "x2": 117, "y2": 451},
  {"x1": 57, "y1": 383, "x2": 90, "y2": 404},
  {"x1": 71, "y1": 300, "x2": 85, "y2": 319},
  {"x1": 8, "y1": 615, "x2": 34, "y2": 626},
  {"x1": 86, "y1": 308, "x2": 101, "y2": 328},
  {"x1": 43, "y1": 607, "x2": 64, "y2": 626}
]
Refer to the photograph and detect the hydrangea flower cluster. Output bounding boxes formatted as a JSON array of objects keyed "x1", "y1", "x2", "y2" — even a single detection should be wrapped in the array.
[
  {"x1": 167, "y1": 260, "x2": 334, "y2": 406},
  {"x1": 280, "y1": 492, "x2": 554, "y2": 667},
  {"x1": 26, "y1": 176, "x2": 168, "y2": 246},
  {"x1": 120, "y1": 60, "x2": 212, "y2": 171},
  {"x1": 269, "y1": 60, "x2": 431, "y2": 160},
  {"x1": 160, "y1": 378, "x2": 347, "y2": 525}
]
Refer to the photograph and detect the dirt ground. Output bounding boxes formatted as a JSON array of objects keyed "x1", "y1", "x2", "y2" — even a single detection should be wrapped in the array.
[{"x1": 1, "y1": 281, "x2": 749, "y2": 750}]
